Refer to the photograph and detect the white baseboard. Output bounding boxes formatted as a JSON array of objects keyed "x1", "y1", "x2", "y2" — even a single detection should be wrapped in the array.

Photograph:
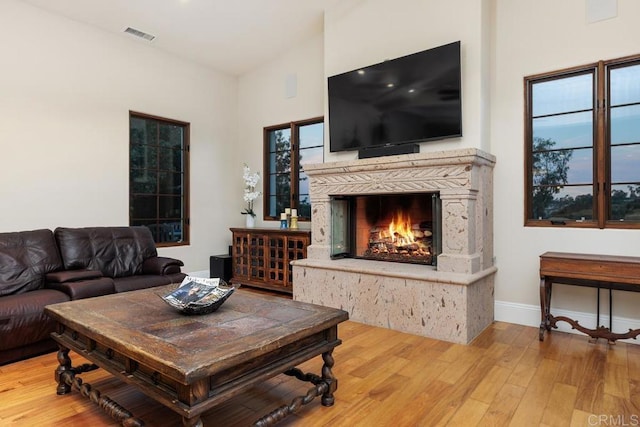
[{"x1": 495, "y1": 300, "x2": 640, "y2": 345}]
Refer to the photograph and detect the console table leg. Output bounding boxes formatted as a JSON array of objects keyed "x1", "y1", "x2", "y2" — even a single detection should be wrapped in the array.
[{"x1": 539, "y1": 278, "x2": 552, "y2": 341}]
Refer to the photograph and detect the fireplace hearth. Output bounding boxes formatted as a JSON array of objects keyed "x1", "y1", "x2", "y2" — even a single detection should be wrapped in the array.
[{"x1": 292, "y1": 148, "x2": 497, "y2": 344}]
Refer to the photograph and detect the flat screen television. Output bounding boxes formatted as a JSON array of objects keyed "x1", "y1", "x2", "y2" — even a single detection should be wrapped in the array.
[{"x1": 328, "y1": 41, "x2": 462, "y2": 154}]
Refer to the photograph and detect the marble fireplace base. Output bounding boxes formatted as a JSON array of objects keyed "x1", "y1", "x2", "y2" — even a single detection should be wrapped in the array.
[{"x1": 293, "y1": 258, "x2": 497, "y2": 344}]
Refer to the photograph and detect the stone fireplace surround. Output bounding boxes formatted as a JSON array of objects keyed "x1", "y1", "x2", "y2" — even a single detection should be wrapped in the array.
[{"x1": 292, "y1": 148, "x2": 497, "y2": 344}]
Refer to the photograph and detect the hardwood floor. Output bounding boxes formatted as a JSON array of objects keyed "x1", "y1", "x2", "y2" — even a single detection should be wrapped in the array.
[{"x1": 1, "y1": 318, "x2": 639, "y2": 426}]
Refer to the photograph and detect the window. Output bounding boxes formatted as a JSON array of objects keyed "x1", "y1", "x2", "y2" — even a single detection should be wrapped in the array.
[
  {"x1": 524, "y1": 54, "x2": 640, "y2": 229},
  {"x1": 129, "y1": 111, "x2": 189, "y2": 245},
  {"x1": 264, "y1": 117, "x2": 324, "y2": 221}
]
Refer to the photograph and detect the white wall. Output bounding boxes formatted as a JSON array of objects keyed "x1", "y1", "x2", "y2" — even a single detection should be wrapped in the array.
[
  {"x1": 0, "y1": 0, "x2": 238, "y2": 273},
  {"x1": 236, "y1": 33, "x2": 325, "y2": 228},
  {"x1": 492, "y1": 0, "x2": 640, "y2": 327}
]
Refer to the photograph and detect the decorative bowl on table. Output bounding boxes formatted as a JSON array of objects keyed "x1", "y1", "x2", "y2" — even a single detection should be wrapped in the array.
[{"x1": 161, "y1": 276, "x2": 236, "y2": 315}]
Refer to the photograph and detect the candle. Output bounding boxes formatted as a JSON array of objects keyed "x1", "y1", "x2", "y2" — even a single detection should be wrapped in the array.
[
  {"x1": 291, "y1": 208, "x2": 297, "y2": 217},
  {"x1": 280, "y1": 213, "x2": 287, "y2": 220},
  {"x1": 285, "y1": 208, "x2": 291, "y2": 215}
]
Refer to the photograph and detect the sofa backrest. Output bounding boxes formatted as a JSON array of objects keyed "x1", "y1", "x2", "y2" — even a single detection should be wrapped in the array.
[
  {"x1": 0, "y1": 229, "x2": 63, "y2": 296},
  {"x1": 55, "y1": 226, "x2": 158, "y2": 278}
]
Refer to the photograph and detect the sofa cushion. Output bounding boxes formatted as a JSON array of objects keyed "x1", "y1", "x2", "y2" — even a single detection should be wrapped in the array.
[
  {"x1": 55, "y1": 226, "x2": 158, "y2": 278},
  {"x1": 0, "y1": 229, "x2": 63, "y2": 296},
  {"x1": 113, "y1": 275, "x2": 172, "y2": 293},
  {"x1": 0, "y1": 289, "x2": 69, "y2": 352},
  {"x1": 46, "y1": 277, "x2": 115, "y2": 300}
]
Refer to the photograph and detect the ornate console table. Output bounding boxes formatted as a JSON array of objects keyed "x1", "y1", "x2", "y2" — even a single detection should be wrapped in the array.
[{"x1": 539, "y1": 251, "x2": 640, "y2": 343}]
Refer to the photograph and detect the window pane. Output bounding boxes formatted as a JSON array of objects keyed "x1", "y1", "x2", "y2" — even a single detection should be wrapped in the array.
[
  {"x1": 299, "y1": 122, "x2": 324, "y2": 149},
  {"x1": 130, "y1": 144, "x2": 158, "y2": 169},
  {"x1": 299, "y1": 171, "x2": 309, "y2": 197},
  {"x1": 158, "y1": 148, "x2": 183, "y2": 172},
  {"x1": 159, "y1": 172, "x2": 182, "y2": 195},
  {"x1": 130, "y1": 118, "x2": 146, "y2": 144},
  {"x1": 610, "y1": 63, "x2": 640, "y2": 106},
  {"x1": 130, "y1": 169, "x2": 157, "y2": 194},
  {"x1": 611, "y1": 104, "x2": 640, "y2": 145},
  {"x1": 131, "y1": 195, "x2": 157, "y2": 219},
  {"x1": 299, "y1": 146, "x2": 323, "y2": 167},
  {"x1": 532, "y1": 111, "x2": 593, "y2": 150},
  {"x1": 532, "y1": 146, "x2": 591, "y2": 186},
  {"x1": 269, "y1": 129, "x2": 290, "y2": 152},
  {"x1": 145, "y1": 121, "x2": 158, "y2": 145},
  {"x1": 531, "y1": 185, "x2": 593, "y2": 220},
  {"x1": 274, "y1": 151, "x2": 291, "y2": 174},
  {"x1": 298, "y1": 194, "x2": 311, "y2": 218},
  {"x1": 159, "y1": 196, "x2": 182, "y2": 219},
  {"x1": 159, "y1": 124, "x2": 183, "y2": 149},
  {"x1": 268, "y1": 195, "x2": 278, "y2": 217},
  {"x1": 611, "y1": 144, "x2": 640, "y2": 183},
  {"x1": 610, "y1": 184, "x2": 640, "y2": 221},
  {"x1": 532, "y1": 73, "x2": 593, "y2": 117}
]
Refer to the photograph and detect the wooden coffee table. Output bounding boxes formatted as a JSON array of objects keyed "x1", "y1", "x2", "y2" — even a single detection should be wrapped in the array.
[{"x1": 44, "y1": 285, "x2": 349, "y2": 427}]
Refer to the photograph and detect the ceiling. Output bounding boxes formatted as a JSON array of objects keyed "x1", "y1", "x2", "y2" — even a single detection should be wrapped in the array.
[{"x1": 20, "y1": 0, "x2": 333, "y2": 75}]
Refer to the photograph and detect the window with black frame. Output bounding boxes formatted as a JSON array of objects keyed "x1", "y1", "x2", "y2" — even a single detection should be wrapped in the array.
[
  {"x1": 129, "y1": 111, "x2": 189, "y2": 245},
  {"x1": 524, "y1": 54, "x2": 640, "y2": 229},
  {"x1": 264, "y1": 117, "x2": 323, "y2": 221}
]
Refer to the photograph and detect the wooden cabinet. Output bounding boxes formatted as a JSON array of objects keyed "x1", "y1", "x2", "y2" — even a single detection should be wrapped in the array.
[{"x1": 230, "y1": 228, "x2": 311, "y2": 294}]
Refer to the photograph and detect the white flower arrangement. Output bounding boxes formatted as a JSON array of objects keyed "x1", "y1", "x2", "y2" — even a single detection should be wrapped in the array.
[{"x1": 241, "y1": 164, "x2": 261, "y2": 217}]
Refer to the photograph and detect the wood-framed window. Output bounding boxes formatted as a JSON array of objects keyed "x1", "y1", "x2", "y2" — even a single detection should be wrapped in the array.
[
  {"x1": 263, "y1": 117, "x2": 324, "y2": 221},
  {"x1": 524, "y1": 54, "x2": 640, "y2": 229},
  {"x1": 129, "y1": 111, "x2": 190, "y2": 245}
]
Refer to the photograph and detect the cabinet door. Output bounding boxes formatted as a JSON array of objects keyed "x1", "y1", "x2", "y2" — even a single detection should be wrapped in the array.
[
  {"x1": 267, "y1": 235, "x2": 286, "y2": 286},
  {"x1": 248, "y1": 233, "x2": 266, "y2": 282},
  {"x1": 232, "y1": 232, "x2": 250, "y2": 280}
]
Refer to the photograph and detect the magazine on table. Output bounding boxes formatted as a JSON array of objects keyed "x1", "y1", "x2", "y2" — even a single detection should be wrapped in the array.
[{"x1": 162, "y1": 276, "x2": 228, "y2": 309}]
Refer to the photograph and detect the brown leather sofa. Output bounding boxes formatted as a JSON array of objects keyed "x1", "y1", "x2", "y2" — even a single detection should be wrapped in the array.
[{"x1": 0, "y1": 226, "x2": 185, "y2": 365}]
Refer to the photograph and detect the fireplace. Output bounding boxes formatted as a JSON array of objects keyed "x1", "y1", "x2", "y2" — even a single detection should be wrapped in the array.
[
  {"x1": 331, "y1": 193, "x2": 441, "y2": 266},
  {"x1": 292, "y1": 149, "x2": 497, "y2": 344}
]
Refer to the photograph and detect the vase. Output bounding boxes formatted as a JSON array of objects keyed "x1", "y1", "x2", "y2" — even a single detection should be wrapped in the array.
[{"x1": 245, "y1": 215, "x2": 255, "y2": 228}]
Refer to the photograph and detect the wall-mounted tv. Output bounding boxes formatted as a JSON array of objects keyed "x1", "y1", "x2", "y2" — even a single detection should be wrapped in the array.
[{"x1": 328, "y1": 41, "x2": 462, "y2": 154}]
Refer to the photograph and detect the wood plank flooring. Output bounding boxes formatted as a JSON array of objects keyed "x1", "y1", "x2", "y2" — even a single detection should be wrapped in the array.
[{"x1": 1, "y1": 316, "x2": 639, "y2": 426}]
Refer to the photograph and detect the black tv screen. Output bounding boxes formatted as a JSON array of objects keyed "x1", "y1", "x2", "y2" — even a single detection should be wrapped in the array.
[{"x1": 328, "y1": 41, "x2": 462, "y2": 153}]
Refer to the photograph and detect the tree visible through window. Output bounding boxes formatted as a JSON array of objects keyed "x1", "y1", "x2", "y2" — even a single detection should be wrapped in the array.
[
  {"x1": 129, "y1": 111, "x2": 189, "y2": 245},
  {"x1": 525, "y1": 54, "x2": 640, "y2": 228},
  {"x1": 264, "y1": 118, "x2": 324, "y2": 221}
]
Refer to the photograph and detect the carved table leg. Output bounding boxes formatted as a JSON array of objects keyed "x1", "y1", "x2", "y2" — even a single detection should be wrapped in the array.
[
  {"x1": 55, "y1": 345, "x2": 73, "y2": 395},
  {"x1": 321, "y1": 350, "x2": 337, "y2": 406},
  {"x1": 253, "y1": 349, "x2": 339, "y2": 426},
  {"x1": 54, "y1": 345, "x2": 144, "y2": 427},
  {"x1": 182, "y1": 416, "x2": 203, "y2": 427}
]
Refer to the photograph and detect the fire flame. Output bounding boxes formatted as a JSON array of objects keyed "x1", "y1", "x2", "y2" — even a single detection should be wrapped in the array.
[{"x1": 379, "y1": 211, "x2": 415, "y2": 246}]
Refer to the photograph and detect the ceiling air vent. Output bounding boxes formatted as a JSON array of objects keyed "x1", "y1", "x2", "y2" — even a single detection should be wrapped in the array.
[{"x1": 123, "y1": 27, "x2": 156, "y2": 42}]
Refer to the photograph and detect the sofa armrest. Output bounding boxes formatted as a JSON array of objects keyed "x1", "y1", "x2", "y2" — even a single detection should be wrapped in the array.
[
  {"x1": 142, "y1": 257, "x2": 184, "y2": 276},
  {"x1": 46, "y1": 269, "x2": 103, "y2": 283}
]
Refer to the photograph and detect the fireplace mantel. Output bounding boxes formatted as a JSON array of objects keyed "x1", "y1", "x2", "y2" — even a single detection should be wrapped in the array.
[
  {"x1": 292, "y1": 148, "x2": 497, "y2": 344},
  {"x1": 302, "y1": 148, "x2": 495, "y2": 275}
]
